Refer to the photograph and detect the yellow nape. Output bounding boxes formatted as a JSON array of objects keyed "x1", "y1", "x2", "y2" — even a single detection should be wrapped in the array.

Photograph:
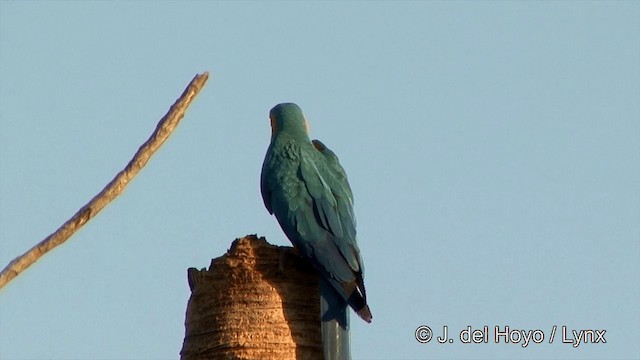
[{"x1": 304, "y1": 115, "x2": 311, "y2": 134}]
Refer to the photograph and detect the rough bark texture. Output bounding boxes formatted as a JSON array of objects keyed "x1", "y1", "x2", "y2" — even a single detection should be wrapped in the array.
[{"x1": 181, "y1": 235, "x2": 322, "y2": 360}]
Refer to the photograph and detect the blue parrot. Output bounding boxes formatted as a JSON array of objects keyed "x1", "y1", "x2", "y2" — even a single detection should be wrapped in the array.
[{"x1": 261, "y1": 103, "x2": 372, "y2": 360}]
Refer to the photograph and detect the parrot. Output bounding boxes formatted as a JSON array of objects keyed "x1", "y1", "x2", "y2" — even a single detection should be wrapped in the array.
[{"x1": 260, "y1": 103, "x2": 372, "y2": 360}]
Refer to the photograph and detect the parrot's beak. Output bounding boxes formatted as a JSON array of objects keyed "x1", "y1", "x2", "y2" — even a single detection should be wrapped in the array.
[{"x1": 270, "y1": 115, "x2": 277, "y2": 136}]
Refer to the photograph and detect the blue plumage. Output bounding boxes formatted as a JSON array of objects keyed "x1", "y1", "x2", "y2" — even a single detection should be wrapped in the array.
[{"x1": 261, "y1": 103, "x2": 371, "y2": 360}]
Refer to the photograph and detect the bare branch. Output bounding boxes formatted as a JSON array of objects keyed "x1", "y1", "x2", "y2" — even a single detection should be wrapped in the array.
[{"x1": 0, "y1": 72, "x2": 210, "y2": 291}]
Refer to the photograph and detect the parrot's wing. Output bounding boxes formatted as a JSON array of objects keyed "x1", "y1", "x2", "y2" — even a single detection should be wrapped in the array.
[
  {"x1": 260, "y1": 145, "x2": 275, "y2": 215},
  {"x1": 299, "y1": 157, "x2": 344, "y2": 239},
  {"x1": 312, "y1": 139, "x2": 352, "y2": 201},
  {"x1": 298, "y1": 153, "x2": 365, "y2": 291},
  {"x1": 311, "y1": 140, "x2": 360, "y2": 265}
]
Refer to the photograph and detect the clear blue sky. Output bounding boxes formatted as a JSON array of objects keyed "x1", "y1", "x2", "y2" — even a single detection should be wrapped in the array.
[{"x1": 1, "y1": 2, "x2": 638, "y2": 359}]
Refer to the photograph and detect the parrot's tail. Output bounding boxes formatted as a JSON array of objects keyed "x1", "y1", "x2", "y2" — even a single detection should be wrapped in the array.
[
  {"x1": 320, "y1": 277, "x2": 350, "y2": 360},
  {"x1": 348, "y1": 290, "x2": 372, "y2": 324}
]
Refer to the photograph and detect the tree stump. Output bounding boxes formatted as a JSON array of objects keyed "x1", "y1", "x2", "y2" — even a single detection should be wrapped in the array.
[{"x1": 180, "y1": 235, "x2": 323, "y2": 360}]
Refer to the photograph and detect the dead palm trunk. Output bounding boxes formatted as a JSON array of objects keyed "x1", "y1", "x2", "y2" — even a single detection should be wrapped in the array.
[{"x1": 180, "y1": 235, "x2": 323, "y2": 360}]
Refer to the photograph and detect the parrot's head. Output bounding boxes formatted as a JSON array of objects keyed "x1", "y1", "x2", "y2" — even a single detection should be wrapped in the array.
[{"x1": 269, "y1": 103, "x2": 311, "y2": 140}]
